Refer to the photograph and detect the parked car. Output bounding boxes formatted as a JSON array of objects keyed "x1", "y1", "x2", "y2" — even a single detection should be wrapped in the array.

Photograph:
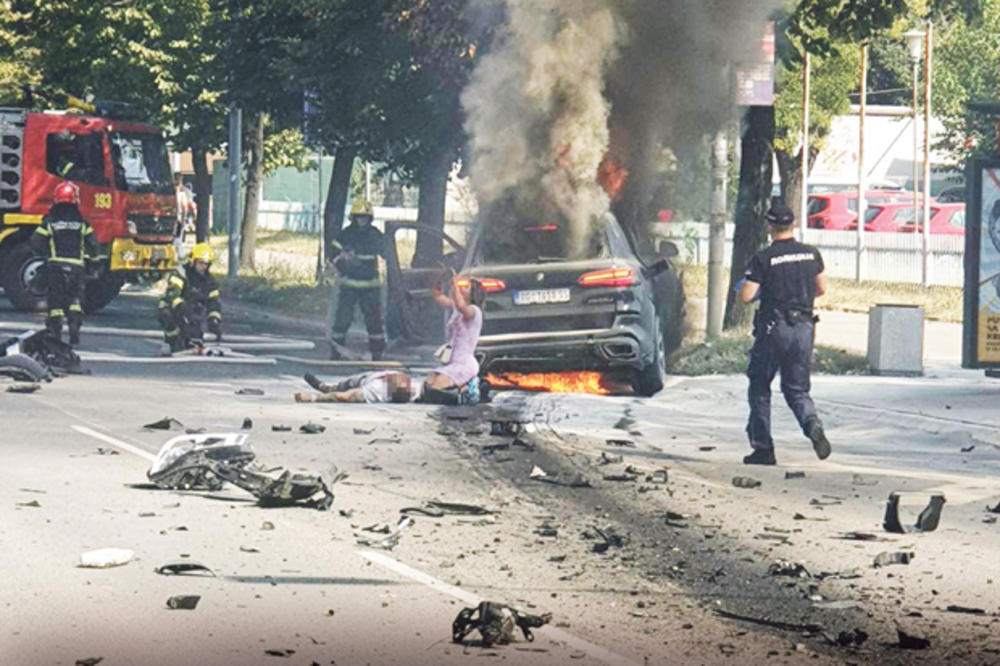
[
  {"x1": 806, "y1": 190, "x2": 913, "y2": 230},
  {"x1": 461, "y1": 213, "x2": 683, "y2": 396},
  {"x1": 862, "y1": 201, "x2": 963, "y2": 234}
]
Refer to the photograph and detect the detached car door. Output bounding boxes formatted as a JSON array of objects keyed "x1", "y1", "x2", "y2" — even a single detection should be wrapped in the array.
[{"x1": 384, "y1": 221, "x2": 466, "y2": 344}]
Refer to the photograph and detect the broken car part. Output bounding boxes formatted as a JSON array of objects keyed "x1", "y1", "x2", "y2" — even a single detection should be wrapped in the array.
[
  {"x1": 357, "y1": 515, "x2": 412, "y2": 550},
  {"x1": 78, "y1": 548, "x2": 133, "y2": 568},
  {"x1": 0, "y1": 350, "x2": 52, "y2": 383},
  {"x1": 166, "y1": 595, "x2": 201, "y2": 610},
  {"x1": 873, "y1": 551, "x2": 915, "y2": 567},
  {"x1": 3, "y1": 329, "x2": 82, "y2": 375},
  {"x1": 897, "y1": 629, "x2": 930, "y2": 650},
  {"x1": 769, "y1": 560, "x2": 810, "y2": 577},
  {"x1": 144, "y1": 417, "x2": 185, "y2": 431},
  {"x1": 155, "y1": 561, "x2": 215, "y2": 577},
  {"x1": 883, "y1": 491, "x2": 946, "y2": 534},
  {"x1": 147, "y1": 433, "x2": 342, "y2": 509},
  {"x1": 6, "y1": 382, "x2": 40, "y2": 393},
  {"x1": 490, "y1": 421, "x2": 522, "y2": 436},
  {"x1": 732, "y1": 476, "x2": 762, "y2": 489},
  {"x1": 452, "y1": 602, "x2": 552, "y2": 647},
  {"x1": 236, "y1": 388, "x2": 264, "y2": 395},
  {"x1": 299, "y1": 423, "x2": 326, "y2": 434},
  {"x1": 271, "y1": 424, "x2": 291, "y2": 432},
  {"x1": 714, "y1": 609, "x2": 822, "y2": 634}
]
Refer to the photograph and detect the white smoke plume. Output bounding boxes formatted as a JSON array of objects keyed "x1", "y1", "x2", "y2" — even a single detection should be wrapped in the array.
[{"x1": 462, "y1": 0, "x2": 785, "y2": 251}]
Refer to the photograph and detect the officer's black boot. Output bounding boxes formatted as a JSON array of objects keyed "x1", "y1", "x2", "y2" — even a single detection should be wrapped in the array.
[
  {"x1": 805, "y1": 417, "x2": 831, "y2": 460},
  {"x1": 743, "y1": 448, "x2": 776, "y2": 465}
]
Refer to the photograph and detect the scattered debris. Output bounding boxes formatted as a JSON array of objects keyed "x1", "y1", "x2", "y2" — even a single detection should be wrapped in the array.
[
  {"x1": 490, "y1": 421, "x2": 522, "y2": 436},
  {"x1": 261, "y1": 521, "x2": 275, "y2": 531},
  {"x1": 945, "y1": 605, "x2": 985, "y2": 615},
  {"x1": 809, "y1": 497, "x2": 841, "y2": 506},
  {"x1": 530, "y1": 465, "x2": 547, "y2": 479},
  {"x1": 603, "y1": 473, "x2": 638, "y2": 482},
  {"x1": 588, "y1": 525, "x2": 626, "y2": 553},
  {"x1": 79, "y1": 548, "x2": 133, "y2": 568},
  {"x1": 357, "y1": 516, "x2": 413, "y2": 550},
  {"x1": 239, "y1": 545, "x2": 260, "y2": 553},
  {"x1": 481, "y1": 442, "x2": 510, "y2": 455},
  {"x1": 537, "y1": 473, "x2": 591, "y2": 488},
  {"x1": 768, "y1": 560, "x2": 810, "y2": 577},
  {"x1": 873, "y1": 551, "x2": 915, "y2": 567},
  {"x1": 986, "y1": 500, "x2": 1000, "y2": 514},
  {"x1": 851, "y1": 474, "x2": 877, "y2": 486},
  {"x1": 511, "y1": 437, "x2": 535, "y2": 451},
  {"x1": 271, "y1": 424, "x2": 291, "y2": 432},
  {"x1": 166, "y1": 595, "x2": 201, "y2": 610},
  {"x1": 155, "y1": 561, "x2": 215, "y2": 577},
  {"x1": 548, "y1": 555, "x2": 566, "y2": 563},
  {"x1": 897, "y1": 629, "x2": 930, "y2": 650},
  {"x1": 264, "y1": 649, "x2": 295, "y2": 658},
  {"x1": 353, "y1": 427, "x2": 375, "y2": 435},
  {"x1": 147, "y1": 433, "x2": 343, "y2": 510},
  {"x1": 185, "y1": 427, "x2": 207, "y2": 435},
  {"x1": 95, "y1": 447, "x2": 119, "y2": 456},
  {"x1": 984, "y1": 515, "x2": 998, "y2": 524},
  {"x1": 698, "y1": 446, "x2": 716, "y2": 452},
  {"x1": 598, "y1": 452, "x2": 623, "y2": 465},
  {"x1": 236, "y1": 388, "x2": 265, "y2": 395},
  {"x1": 835, "y1": 531, "x2": 880, "y2": 541},
  {"x1": 75, "y1": 658, "x2": 103, "y2": 666},
  {"x1": 367, "y1": 437, "x2": 401, "y2": 445},
  {"x1": 714, "y1": 609, "x2": 822, "y2": 633},
  {"x1": 732, "y1": 476, "x2": 762, "y2": 489},
  {"x1": 299, "y1": 423, "x2": 326, "y2": 434},
  {"x1": 241, "y1": 417, "x2": 253, "y2": 430},
  {"x1": 785, "y1": 471, "x2": 806, "y2": 479},
  {"x1": 6, "y1": 382, "x2": 40, "y2": 393},
  {"x1": 144, "y1": 417, "x2": 183, "y2": 431},
  {"x1": 16, "y1": 499, "x2": 40, "y2": 508},
  {"x1": 646, "y1": 469, "x2": 669, "y2": 484},
  {"x1": 606, "y1": 439, "x2": 635, "y2": 448},
  {"x1": 883, "y1": 491, "x2": 946, "y2": 533},
  {"x1": 960, "y1": 445, "x2": 975, "y2": 453},
  {"x1": 452, "y1": 601, "x2": 551, "y2": 647}
]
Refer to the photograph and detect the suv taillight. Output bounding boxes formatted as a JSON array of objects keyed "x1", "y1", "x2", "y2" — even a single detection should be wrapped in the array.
[
  {"x1": 456, "y1": 277, "x2": 507, "y2": 292},
  {"x1": 577, "y1": 267, "x2": 637, "y2": 287}
]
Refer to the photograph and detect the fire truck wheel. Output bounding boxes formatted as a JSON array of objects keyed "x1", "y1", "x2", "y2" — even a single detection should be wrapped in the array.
[
  {"x1": 0, "y1": 242, "x2": 47, "y2": 312},
  {"x1": 83, "y1": 271, "x2": 125, "y2": 313}
]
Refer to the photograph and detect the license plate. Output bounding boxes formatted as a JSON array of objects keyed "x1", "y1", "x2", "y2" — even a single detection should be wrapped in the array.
[{"x1": 513, "y1": 288, "x2": 571, "y2": 305}]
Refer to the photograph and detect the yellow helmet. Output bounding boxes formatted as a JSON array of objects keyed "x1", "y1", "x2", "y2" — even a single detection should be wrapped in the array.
[
  {"x1": 350, "y1": 198, "x2": 374, "y2": 217},
  {"x1": 190, "y1": 242, "x2": 216, "y2": 263}
]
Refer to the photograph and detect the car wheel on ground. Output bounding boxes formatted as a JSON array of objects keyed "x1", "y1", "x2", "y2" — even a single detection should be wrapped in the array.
[
  {"x1": 0, "y1": 242, "x2": 47, "y2": 312},
  {"x1": 83, "y1": 269, "x2": 125, "y2": 313}
]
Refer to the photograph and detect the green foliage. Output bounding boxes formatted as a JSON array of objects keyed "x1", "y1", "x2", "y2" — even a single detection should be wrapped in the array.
[
  {"x1": 667, "y1": 335, "x2": 869, "y2": 376},
  {"x1": 261, "y1": 124, "x2": 314, "y2": 178}
]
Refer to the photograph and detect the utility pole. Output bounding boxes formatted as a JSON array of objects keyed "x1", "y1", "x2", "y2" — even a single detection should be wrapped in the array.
[
  {"x1": 316, "y1": 150, "x2": 324, "y2": 281},
  {"x1": 800, "y1": 52, "x2": 810, "y2": 238},
  {"x1": 922, "y1": 24, "x2": 934, "y2": 287},
  {"x1": 227, "y1": 104, "x2": 242, "y2": 277},
  {"x1": 707, "y1": 130, "x2": 728, "y2": 341},
  {"x1": 856, "y1": 44, "x2": 867, "y2": 283}
]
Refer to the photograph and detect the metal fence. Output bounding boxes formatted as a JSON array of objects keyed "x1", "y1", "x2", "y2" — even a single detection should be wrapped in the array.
[{"x1": 658, "y1": 221, "x2": 964, "y2": 287}]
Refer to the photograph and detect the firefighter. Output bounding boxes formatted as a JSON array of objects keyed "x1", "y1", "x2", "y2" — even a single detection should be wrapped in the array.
[
  {"x1": 157, "y1": 242, "x2": 222, "y2": 354},
  {"x1": 329, "y1": 198, "x2": 386, "y2": 360},
  {"x1": 30, "y1": 181, "x2": 97, "y2": 345}
]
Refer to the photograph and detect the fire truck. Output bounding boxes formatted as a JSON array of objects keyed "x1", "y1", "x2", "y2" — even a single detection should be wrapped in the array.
[{"x1": 0, "y1": 89, "x2": 180, "y2": 312}]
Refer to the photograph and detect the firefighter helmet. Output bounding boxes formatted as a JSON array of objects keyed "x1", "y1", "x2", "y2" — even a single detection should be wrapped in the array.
[
  {"x1": 350, "y1": 198, "x2": 374, "y2": 218},
  {"x1": 190, "y1": 242, "x2": 216, "y2": 263},
  {"x1": 54, "y1": 181, "x2": 80, "y2": 205}
]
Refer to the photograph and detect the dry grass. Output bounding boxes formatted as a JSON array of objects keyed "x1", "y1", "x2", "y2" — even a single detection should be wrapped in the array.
[{"x1": 667, "y1": 334, "x2": 870, "y2": 376}]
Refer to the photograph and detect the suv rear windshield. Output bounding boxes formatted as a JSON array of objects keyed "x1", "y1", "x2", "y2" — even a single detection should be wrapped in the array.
[{"x1": 475, "y1": 223, "x2": 607, "y2": 264}]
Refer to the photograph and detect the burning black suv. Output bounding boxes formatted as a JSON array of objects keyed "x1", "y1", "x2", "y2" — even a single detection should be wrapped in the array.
[{"x1": 460, "y1": 213, "x2": 683, "y2": 396}]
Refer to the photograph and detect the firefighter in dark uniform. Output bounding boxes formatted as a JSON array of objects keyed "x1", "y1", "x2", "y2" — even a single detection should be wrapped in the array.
[
  {"x1": 156, "y1": 242, "x2": 222, "y2": 353},
  {"x1": 739, "y1": 205, "x2": 832, "y2": 465},
  {"x1": 329, "y1": 198, "x2": 386, "y2": 360},
  {"x1": 30, "y1": 181, "x2": 97, "y2": 345}
]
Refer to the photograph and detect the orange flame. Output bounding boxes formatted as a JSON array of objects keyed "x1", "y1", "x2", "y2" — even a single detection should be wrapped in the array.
[
  {"x1": 597, "y1": 155, "x2": 628, "y2": 202},
  {"x1": 485, "y1": 371, "x2": 617, "y2": 395}
]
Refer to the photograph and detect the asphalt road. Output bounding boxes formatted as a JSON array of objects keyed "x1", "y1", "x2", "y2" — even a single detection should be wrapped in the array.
[{"x1": 3, "y1": 290, "x2": 1000, "y2": 665}]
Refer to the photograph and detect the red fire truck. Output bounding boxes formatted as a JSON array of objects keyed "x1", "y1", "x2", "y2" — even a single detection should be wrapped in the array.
[{"x1": 0, "y1": 90, "x2": 180, "y2": 312}]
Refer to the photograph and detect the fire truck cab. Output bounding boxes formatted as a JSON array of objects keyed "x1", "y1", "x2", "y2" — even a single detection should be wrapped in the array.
[{"x1": 0, "y1": 105, "x2": 180, "y2": 312}]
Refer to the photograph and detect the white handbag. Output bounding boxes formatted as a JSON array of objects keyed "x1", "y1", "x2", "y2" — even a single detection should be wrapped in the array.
[{"x1": 434, "y1": 343, "x2": 453, "y2": 364}]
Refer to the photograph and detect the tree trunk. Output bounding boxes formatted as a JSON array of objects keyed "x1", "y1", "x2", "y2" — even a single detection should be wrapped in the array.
[
  {"x1": 239, "y1": 112, "x2": 265, "y2": 271},
  {"x1": 776, "y1": 145, "x2": 819, "y2": 218},
  {"x1": 724, "y1": 106, "x2": 774, "y2": 330},
  {"x1": 324, "y1": 147, "x2": 356, "y2": 259},
  {"x1": 413, "y1": 147, "x2": 452, "y2": 268},
  {"x1": 192, "y1": 146, "x2": 212, "y2": 243}
]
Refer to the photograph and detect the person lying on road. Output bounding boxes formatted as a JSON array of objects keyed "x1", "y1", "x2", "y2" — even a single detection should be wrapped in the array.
[{"x1": 295, "y1": 370, "x2": 415, "y2": 403}]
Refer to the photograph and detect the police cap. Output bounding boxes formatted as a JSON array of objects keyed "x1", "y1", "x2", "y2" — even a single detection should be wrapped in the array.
[{"x1": 765, "y1": 205, "x2": 796, "y2": 228}]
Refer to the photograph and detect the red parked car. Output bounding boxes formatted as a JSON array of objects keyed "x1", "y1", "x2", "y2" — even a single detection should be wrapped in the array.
[
  {"x1": 863, "y1": 202, "x2": 964, "y2": 234},
  {"x1": 806, "y1": 190, "x2": 912, "y2": 230}
]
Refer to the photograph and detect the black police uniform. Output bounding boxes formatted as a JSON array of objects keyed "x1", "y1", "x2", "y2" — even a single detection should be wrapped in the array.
[
  {"x1": 744, "y1": 237, "x2": 825, "y2": 457},
  {"x1": 156, "y1": 263, "x2": 222, "y2": 352},
  {"x1": 30, "y1": 202, "x2": 97, "y2": 344},
  {"x1": 329, "y1": 222, "x2": 386, "y2": 360}
]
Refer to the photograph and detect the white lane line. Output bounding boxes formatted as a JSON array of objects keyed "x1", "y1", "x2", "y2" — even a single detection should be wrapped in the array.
[
  {"x1": 358, "y1": 550, "x2": 640, "y2": 666},
  {"x1": 72, "y1": 425, "x2": 155, "y2": 462},
  {"x1": 0, "y1": 321, "x2": 302, "y2": 343},
  {"x1": 76, "y1": 352, "x2": 276, "y2": 365}
]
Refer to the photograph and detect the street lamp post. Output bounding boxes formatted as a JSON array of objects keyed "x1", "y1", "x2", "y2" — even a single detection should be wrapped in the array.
[{"x1": 903, "y1": 29, "x2": 925, "y2": 258}]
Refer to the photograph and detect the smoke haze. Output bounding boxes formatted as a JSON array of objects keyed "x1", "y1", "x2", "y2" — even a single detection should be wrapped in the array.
[{"x1": 462, "y1": 0, "x2": 784, "y2": 250}]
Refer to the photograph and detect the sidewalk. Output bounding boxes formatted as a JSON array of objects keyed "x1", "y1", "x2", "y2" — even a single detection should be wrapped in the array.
[{"x1": 816, "y1": 308, "x2": 962, "y2": 366}]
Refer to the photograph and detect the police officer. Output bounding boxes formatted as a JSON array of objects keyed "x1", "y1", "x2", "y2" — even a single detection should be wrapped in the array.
[
  {"x1": 739, "y1": 205, "x2": 831, "y2": 465},
  {"x1": 329, "y1": 198, "x2": 386, "y2": 360},
  {"x1": 30, "y1": 181, "x2": 97, "y2": 345},
  {"x1": 157, "y1": 242, "x2": 222, "y2": 353}
]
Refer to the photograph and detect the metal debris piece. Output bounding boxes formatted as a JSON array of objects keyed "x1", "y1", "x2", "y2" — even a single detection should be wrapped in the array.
[
  {"x1": 6, "y1": 382, "x2": 40, "y2": 393},
  {"x1": 79, "y1": 548, "x2": 133, "y2": 568},
  {"x1": 589, "y1": 525, "x2": 626, "y2": 553},
  {"x1": 261, "y1": 521, "x2": 275, "y2": 530},
  {"x1": 166, "y1": 595, "x2": 201, "y2": 610},
  {"x1": 987, "y1": 500, "x2": 1000, "y2": 514},
  {"x1": 75, "y1": 658, "x2": 103, "y2": 666},
  {"x1": 452, "y1": 601, "x2": 551, "y2": 647},
  {"x1": 357, "y1": 516, "x2": 413, "y2": 550},
  {"x1": 271, "y1": 424, "x2": 291, "y2": 432},
  {"x1": 144, "y1": 417, "x2": 184, "y2": 431},
  {"x1": 769, "y1": 560, "x2": 810, "y2": 577},
  {"x1": 873, "y1": 551, "x2": 915, "y2": 567},
  {"x1": 897, "y1": 629, "x2": 930, "y2": 650},
  {"x1": 241, "y1": 417, "x2": 253, "y2": 430},
  {"x1": 945, "y1": 605, "x2": 985, "y2": 615},
  {"x1": 95, "y1": 447, "x2": 119, "y2": 456},
  {"x1": 155, "y1": 561, "x2": 215, "y2": 577},
  {"x1": 836, "y1": 532, "x2": 880, "y2": 541},
  {"x1": 490, "y1": 421, "x2": 522, "y2": 436},
  {"x1": 698, "y1": 446, "x2": 716, "y2": 452},
  {"x1": 16, "y1": 499, "x2": 40, "y2": 508},
  {"x1": 300, "y1": 423, "x2": 326, "y2": 434},
  {"x1": 732, "y1": 476, "x2": 761, "y2": 489},
  {"x1": 599, "y1": 452, "x2": 623, "y2": 465},
  {"x1": 960, "y1": 445, "x2": 975, "y2": 452},
  {"x1": 646, "y1": 469, "x2": 669, "y2": 484},
  {"x1": 481, "y1": 442, "x2": 510, "y2": 454},
  {"x1": 713, "y1": 609, "x2": 822, "y2": 633},
  {"x1": 603, "y1": 473, "x2": 638, "y2": 482},
  {"x1": 362, "y1": 522, "x2": 392, "y2": 534},
  {"x1": 785, "y1": 471, "x2": 806, "y2": 479},
  {"x1": 530, "y1": 465, "x2": 547, "y2": 479},
  {"x1": 835, "y1": 628, "x2": 869, "y2": 646},
  {"x1": 353, "y1": 427, "x2": 375, "y2": 435},
  {"x1": 425, "y1": 501, "x2": 492, "y2": 515},
  {"x1": 263, "y1": 649, "x2": 295, "y2": 657},
  {"x1": 236, "y1": 388, "x2": 264, "y2": 395},
  {"x1": 883, "y1": 491, "x2": 946, "y2": 533},
  {"x1": 511, "y1": 437, "x2": 535, "y2": 451},
  {"x1": 548, "y1": 555, "x2": 566, "y2": 563},
  {"x1": 606, "y1": 439, "x2": 635, "y2": 448},
  {"x1": 239, "y1": 545, "x2": 260, "y2": 553},
  {"x1": 367, "y1": 437, "x2": 401, "y2": 445}
]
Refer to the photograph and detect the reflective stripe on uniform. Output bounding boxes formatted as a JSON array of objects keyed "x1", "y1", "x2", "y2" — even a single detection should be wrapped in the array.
[
  {"x1": 207, "y1": 311, "x2": 221, "y2": 320},
  {"x1": 48, "y1": 308, "x2": 65, "y2": 317},
  {"x1": 165, "y1": 328, "x2": 181, "y2": 338},
  {"x1": 157, "y1": 300, "x2": 170, "y2": 309},
  {"x1": 49, "y1": 257, "x2": 85, "y2": 266},
  {"x1": 339, "y1": 278, "x2": 382, "y2": 288},
  {"x1": 68, "y1": 304, "x2": 83, "y2": 312},
  {"x1": 169, "y1": 276, "x2": 185, "y2": 289},
  {"x1": 34, "y1": 227, "x2": 51, "y2": 236},
  {"x1": 171, "y1": 297, "x2": 184, "y2": 307},
  {"x1": 330, "y1": 240, "x2": 343, "y2": 250}
]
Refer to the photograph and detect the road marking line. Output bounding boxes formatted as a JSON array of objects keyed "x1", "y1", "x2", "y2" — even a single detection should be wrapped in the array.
[
  {"x1": 358, "y1": 550, "x2": 640, "y2": 666},
  {"x1": 72, "y1": 425, "x2": 155, "y2": 462},
  {"x1": 76, "y1": 352, "x2": 276, "y2": 365},
  {"x1": 0, "y1": 320, "x2": 302, "y2": 344}
]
